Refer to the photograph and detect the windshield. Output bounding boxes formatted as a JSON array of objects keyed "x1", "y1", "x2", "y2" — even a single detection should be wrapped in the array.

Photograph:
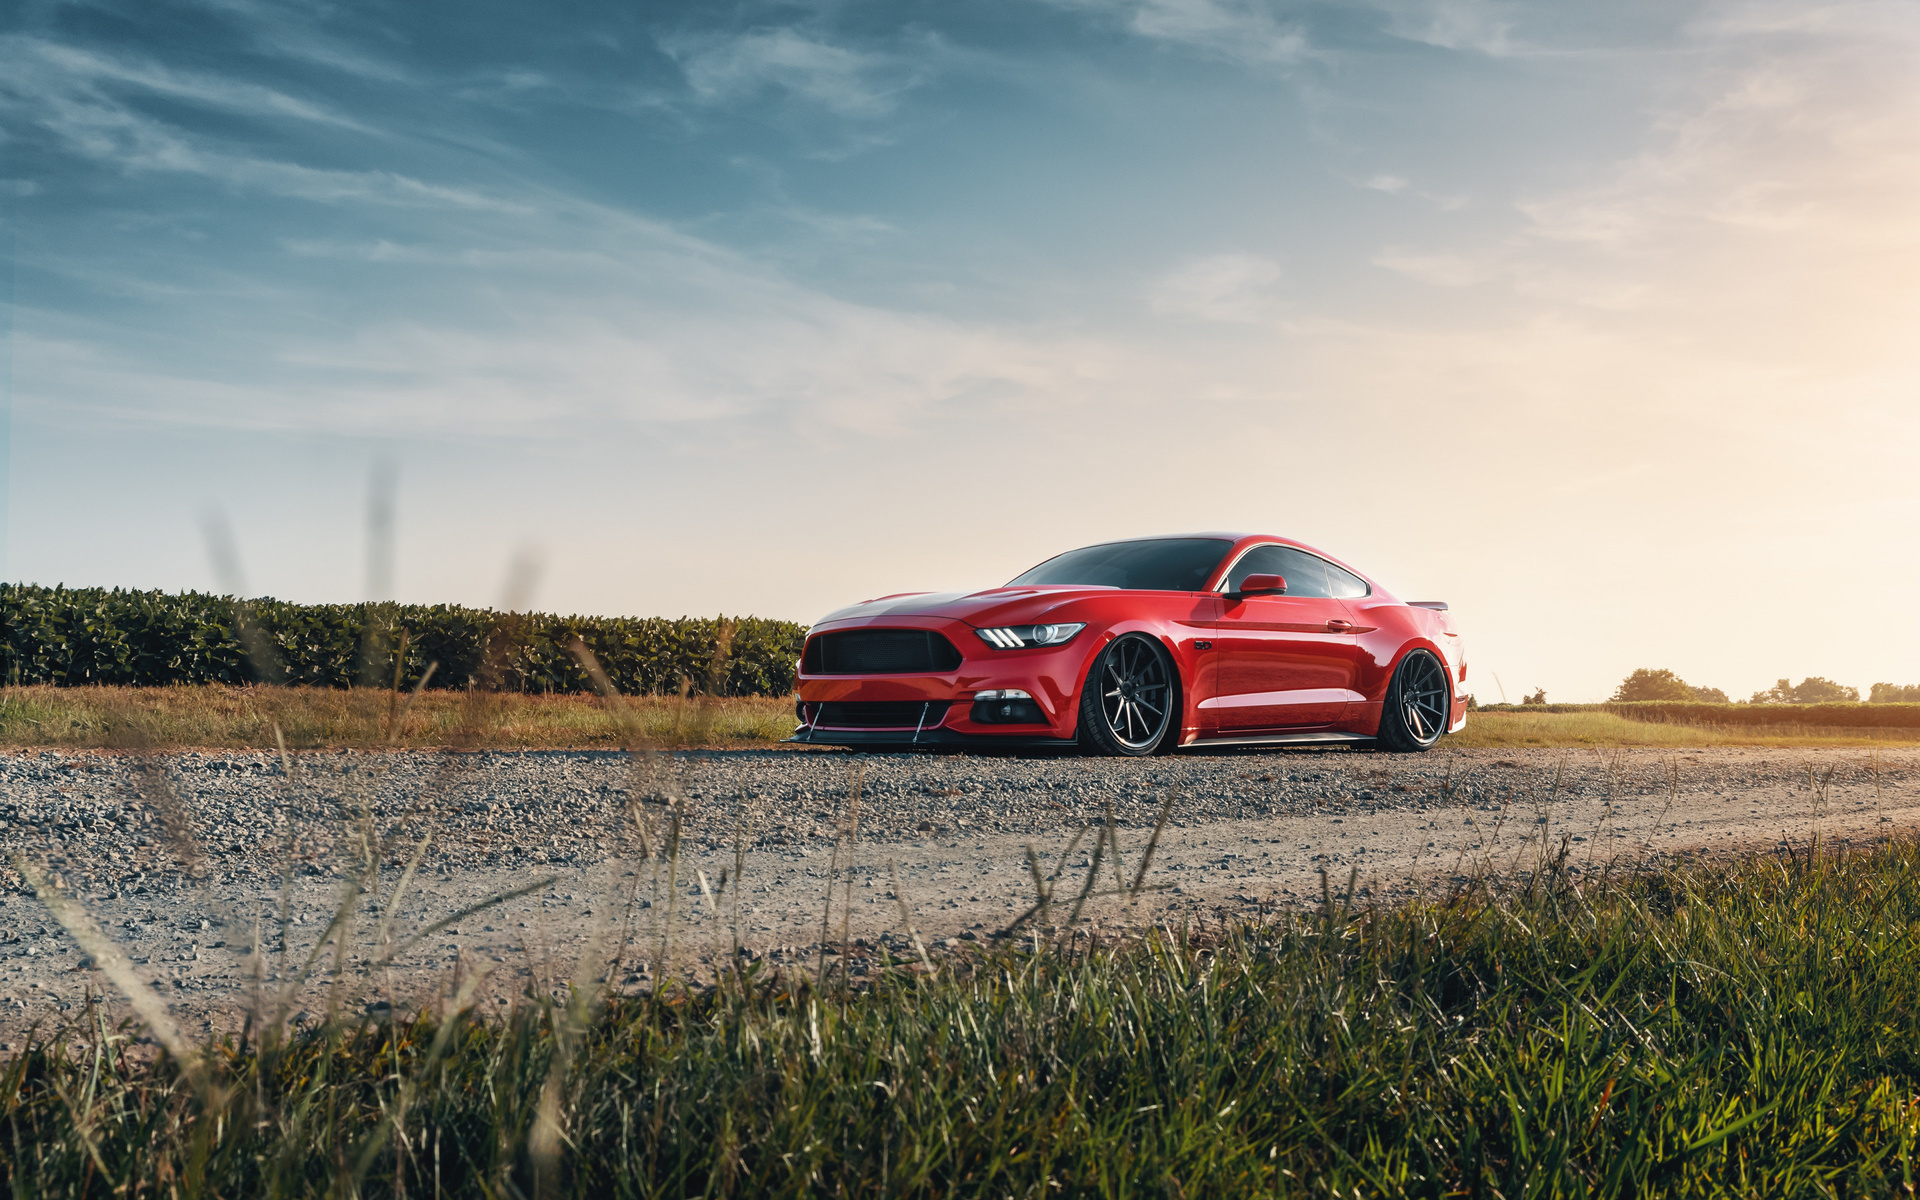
[{"x1": 1008, "y1": 538, "x2": 1232, "y2": 591}]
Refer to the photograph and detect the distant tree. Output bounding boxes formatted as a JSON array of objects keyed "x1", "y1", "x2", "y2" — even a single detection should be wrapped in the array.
[
  {"x1": 1870, "y1": 682, "x2": 1920, "y2": 703},
  {"x1": 1609, "y1": 668, "x2": 1729, "y2": 704},
  {"x1": 1749, "y1": 677, "x2": 1860, "y2": 704},
  {"x1": 1793, "y1": 676, "x2": 1859, "y2": 703},
  {"x1": 1611, "y1": 668, "x2": 1695, "y2": 703},
  {"x1": 1522, "y1": 688, "x2": 1547, "y2": 706}
]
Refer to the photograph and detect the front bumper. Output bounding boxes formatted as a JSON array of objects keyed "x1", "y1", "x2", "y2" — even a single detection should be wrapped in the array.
[{"x1": 794, "y1": 616, "x2": 1094, "y2": 746}]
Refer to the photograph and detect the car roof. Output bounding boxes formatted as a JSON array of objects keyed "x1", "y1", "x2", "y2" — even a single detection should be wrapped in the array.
[
  {"x1": 1083, "y1": 531, "x2": 1261, "y2": 542},
  {"x1": 1062, "y1": 532, "x2": 1374, "y2": 577}
]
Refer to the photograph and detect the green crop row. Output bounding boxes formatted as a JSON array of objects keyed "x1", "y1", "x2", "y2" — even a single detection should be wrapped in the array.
[{"x1": 0, "y1": 584, "x2": 807, "y2": 696}]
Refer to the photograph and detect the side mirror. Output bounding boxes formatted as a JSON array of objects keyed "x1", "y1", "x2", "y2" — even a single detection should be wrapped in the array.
[{"x1": 1237, "y1": 573, "x2": 1287, "y2": 596}]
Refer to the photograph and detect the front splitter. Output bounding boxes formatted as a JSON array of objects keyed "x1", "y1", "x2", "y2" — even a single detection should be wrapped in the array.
[{"x1": 783, "y1": 726, "x2": 1079, "y2": 750}]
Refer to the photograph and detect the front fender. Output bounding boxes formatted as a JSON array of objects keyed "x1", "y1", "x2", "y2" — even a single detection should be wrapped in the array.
[{"x1": 1079, "y1": 608, "x2": 1217, "y2": 745}]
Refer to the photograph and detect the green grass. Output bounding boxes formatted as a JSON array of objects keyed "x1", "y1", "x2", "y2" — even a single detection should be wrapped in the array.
[{"x1": 11, "y1": 841, "x2": 1920, "y2": 1196}]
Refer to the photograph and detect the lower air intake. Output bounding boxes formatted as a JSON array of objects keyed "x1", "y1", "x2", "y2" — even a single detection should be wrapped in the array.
[{"x1": 803, "y1": 701, "x2": 952, "y2": 730}]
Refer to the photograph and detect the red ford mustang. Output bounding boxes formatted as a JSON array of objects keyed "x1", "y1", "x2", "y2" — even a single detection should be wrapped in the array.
[{"x1": 793, "y1": 534, "x2": 1467, "y2": 755}]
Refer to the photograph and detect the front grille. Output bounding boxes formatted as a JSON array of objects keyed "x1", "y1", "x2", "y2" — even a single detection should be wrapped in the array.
[
  {"x1": 803, "y1": 629, "x2": 963, "y2": 675},
  {"x1": 803, "y1": 701, "x2": 952, "y2": 730}
]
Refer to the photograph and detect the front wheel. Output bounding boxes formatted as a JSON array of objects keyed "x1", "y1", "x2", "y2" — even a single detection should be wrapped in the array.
[
  {"x1": 1375, "y1": 649, "x2": 1451, "y2": 752},
  {"x1": 1077, "y1": 634, "x2": 1178, "y2": 757}
]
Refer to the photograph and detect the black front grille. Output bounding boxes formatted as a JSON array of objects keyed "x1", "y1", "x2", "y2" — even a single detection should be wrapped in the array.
[
  {"x1": 803, "y1": 701, "x2": 952, "y2": 730},
  {"x1": 803, "y1": 629, "x2": 963, "y2": 675}
]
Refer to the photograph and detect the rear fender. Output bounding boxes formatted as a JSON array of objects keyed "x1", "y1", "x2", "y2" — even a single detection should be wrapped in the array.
[{"x1": 1350, "y1": 638, "x2": 1455, "y2": 737}]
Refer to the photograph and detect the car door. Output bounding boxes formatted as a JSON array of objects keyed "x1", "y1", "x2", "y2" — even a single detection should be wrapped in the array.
[{"x1": 1208, "y1": 545, "x2": 1364, "y2": 731}]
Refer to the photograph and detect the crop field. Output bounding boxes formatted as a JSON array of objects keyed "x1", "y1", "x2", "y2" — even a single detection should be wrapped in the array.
[{"x1": 0, "y1": 584, "x2": 806, "y2": 697}]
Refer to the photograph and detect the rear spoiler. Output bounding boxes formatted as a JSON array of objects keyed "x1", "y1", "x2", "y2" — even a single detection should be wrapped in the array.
[{"x1": 1408, "y1": 601, "x2": 1448, "y2": 611}]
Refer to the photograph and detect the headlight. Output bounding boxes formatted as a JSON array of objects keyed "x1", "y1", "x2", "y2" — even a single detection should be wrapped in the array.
[{"x1": 975, "y1": 623, "x2": 1086, "y2": 649}]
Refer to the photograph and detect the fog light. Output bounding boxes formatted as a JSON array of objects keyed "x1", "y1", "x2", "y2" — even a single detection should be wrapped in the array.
[{"x1": 971, "y1": 689, "x2": 1045, "y2": 725}]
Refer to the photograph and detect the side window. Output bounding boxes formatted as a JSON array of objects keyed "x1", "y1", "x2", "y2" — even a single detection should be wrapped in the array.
[
  {"x1": 1224, "y1": 545, "x2": 1332, "y2": 597},
  {"x1": 1324, "y1": 562, "x2": 1370, "y2": 598},
  {"x1": 1271, "y1": 548, "x2": 1332, "y2": 597},
  {"x1": 1223, "y1": 545, "x2": 1291, "y2": 593}
]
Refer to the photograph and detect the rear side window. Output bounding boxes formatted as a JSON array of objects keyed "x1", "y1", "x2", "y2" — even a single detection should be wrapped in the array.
[
  {"x1": 1324, "y1": 562, "x2": 1370, "y2": 598},
  {"x1": 1224, "y1": 545, "x2": 1333, "y2": 598}
]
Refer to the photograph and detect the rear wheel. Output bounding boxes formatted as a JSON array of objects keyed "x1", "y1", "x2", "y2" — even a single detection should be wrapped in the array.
[
  {"x1": 1078, "y1": 634, "x2": 1178, "y2": 757},
  {"x1": 1375, "y1": 649, "x2": 1450, "y2": 752}
]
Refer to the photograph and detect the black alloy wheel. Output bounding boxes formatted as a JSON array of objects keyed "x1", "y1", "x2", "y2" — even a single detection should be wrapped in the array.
[
  {"x1": 1376, "y1": 650, "x2": 1451, "y2": 752},
  {"x1": 1078, "y1": 634, "x2": 1177, "y2": 756}
]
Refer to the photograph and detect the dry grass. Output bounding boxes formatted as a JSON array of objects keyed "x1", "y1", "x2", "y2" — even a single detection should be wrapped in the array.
[
  {"x1": 10, "y1": 685, "x2": 1920, "y2": 754},
  {"x1": 0, "y1": 684, "x2": 798, "y2": 750},
  {"x1": 1452, "y1": 709, "x2": 1920, "y2": 748}
]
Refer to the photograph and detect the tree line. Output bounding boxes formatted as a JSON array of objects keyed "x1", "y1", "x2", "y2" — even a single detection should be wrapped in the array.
[{"x1": 1608, "y1": 668, "x2": 1917, "y2": 705}]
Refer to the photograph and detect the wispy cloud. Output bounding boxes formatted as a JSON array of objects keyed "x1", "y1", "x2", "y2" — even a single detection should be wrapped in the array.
[
  {"x1": 5, "y1": 35, "x2": 366, "y2": 130},
  {"x1": 1520, "y1": 21, "x2": 1920, "y2": 252},
  {"x1": 1373, "y1": 0, "x2": 1519, "y2": 55},
  {"x1": 1151, "y1": 254, "x2": 1284, "y2": 321},
  {"x1": 24, "y1": 186, "x2": 1158, "y2": 444},
  {"x1": 194, "y1": 0, "x2": 418, "y2": 84},
  {"x1": 1048, "y1": 0, "x2": 1309, "y2": 66},
  {"x1": 0, "y1": 34, "x2": 523, "y2": 210},
  {"x1": 1506, "y1": 1, "x2": 1920, "y2": 338},
  {"x1": 1354, "y1": 171, "x2": 1469, "y2": 209},
  {"x1": 1362, "y1": 2, "x2": 1920, "y2": 331},
  {"x1": 663, "y1": 28, "x2": 923, "y2": 116},
  {"x1": 1371, "y1": 249, "x2": 1492, "y2": 287}
]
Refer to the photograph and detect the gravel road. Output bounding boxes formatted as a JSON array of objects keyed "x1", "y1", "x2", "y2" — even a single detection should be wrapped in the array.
[{"x1": 4, "y1": 744, "x2": 1918, "y2": 1042}]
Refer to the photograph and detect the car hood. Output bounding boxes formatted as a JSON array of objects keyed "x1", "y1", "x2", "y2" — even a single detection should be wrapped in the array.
[{"x1": 814, "y1": 586, "x2": 1117, "y2": 628}]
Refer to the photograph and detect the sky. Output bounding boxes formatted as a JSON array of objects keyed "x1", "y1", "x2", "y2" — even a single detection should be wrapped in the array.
[{"x1": 3, "y1": 0, "x2": 1918, "y2": 703}]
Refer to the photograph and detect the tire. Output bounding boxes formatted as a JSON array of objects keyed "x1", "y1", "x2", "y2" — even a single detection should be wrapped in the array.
[
  {"x1": 1077, "y1": 634, "x2": 1179, "y2": 757},
  {"x1": 1375, "y1": 649, "x2": 1451, "y2": 753}
]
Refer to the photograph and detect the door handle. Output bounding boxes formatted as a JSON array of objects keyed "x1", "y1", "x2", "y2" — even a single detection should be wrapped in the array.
[{"x1": 1325, "y1": 619, "x2": 1354, "y2": 633}]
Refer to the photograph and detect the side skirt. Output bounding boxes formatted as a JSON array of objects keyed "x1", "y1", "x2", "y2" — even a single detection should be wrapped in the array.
[{"x1": 1185, "y1": 731, "x2": 1375, "y2": 749}]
